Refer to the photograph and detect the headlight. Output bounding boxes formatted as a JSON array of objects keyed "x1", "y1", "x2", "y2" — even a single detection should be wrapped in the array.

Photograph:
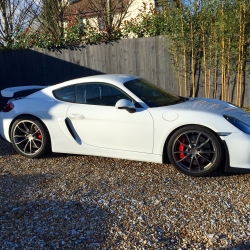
[{"x1": 224, "y1": 115, "x2": 250, "y2": 134}]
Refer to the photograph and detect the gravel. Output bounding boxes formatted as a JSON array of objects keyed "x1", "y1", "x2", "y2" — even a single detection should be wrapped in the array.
[{"x1": 0, "y1": 138, "x2": 250, "y2": 249}]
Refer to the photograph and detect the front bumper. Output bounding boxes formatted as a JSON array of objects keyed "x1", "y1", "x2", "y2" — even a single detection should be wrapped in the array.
[{"x1": 222, "y1": 132, "x2": 250, "y2": 173}]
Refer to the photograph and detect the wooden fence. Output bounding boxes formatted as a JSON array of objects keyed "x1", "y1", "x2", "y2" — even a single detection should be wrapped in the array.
[{"x1": 0, "y1": 36, "x2": 250, "y2": 107}]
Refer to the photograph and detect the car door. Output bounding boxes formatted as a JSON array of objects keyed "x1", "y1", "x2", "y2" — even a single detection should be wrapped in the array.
[{"x1": 66, "y1": 82, "x2": 154, "y2": 153}]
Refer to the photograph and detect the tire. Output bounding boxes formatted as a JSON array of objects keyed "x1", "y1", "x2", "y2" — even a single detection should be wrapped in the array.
[
  {"x1": 167, "y1": 125, "x2": 223, "y2": 177},
  {"x1": 10, "y1": 116, "x2": 50, "y2": 158}
]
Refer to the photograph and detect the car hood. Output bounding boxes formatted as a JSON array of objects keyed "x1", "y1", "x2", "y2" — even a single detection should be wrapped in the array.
[{"x1": 172, "y1": 97, "x2": 250, "y2": 125}]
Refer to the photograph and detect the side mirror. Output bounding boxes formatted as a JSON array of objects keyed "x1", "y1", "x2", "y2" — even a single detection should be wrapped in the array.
[{"x1": 115, "y1": 99, "x2": 136, "y2": 113}]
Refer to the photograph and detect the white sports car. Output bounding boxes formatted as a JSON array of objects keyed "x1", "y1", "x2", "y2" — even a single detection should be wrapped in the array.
[{"x1": 1, "y1": 74, "x2": 250, "y2": 176}]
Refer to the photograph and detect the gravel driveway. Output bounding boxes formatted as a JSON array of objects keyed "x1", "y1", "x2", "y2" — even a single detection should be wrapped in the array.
[{"x1": 0, "y1": 138, "x2": 250, "y2": 249}]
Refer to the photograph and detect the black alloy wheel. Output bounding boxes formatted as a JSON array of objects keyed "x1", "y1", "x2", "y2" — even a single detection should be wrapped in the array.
[
  {"x1": 167, "y1": 125, "x2": 223, "y2": 177},
  {"x1": 11, "y1": 116, "x2": 50, "y2": 158}
]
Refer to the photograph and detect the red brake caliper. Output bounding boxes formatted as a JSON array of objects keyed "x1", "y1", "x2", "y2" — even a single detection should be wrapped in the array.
[
  {"x1": 179, "y1": 137, "x2": 186, "y2": 159},
  {"x1": 37, "y1": 131, "x2": 42, "y2": 140}
]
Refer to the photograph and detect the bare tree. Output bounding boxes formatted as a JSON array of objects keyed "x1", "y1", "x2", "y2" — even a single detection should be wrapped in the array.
[
  {"x1": 30, "y1": 0, "x2": 68, "y2": 40},
  {"x1": 0, "y1": 0, "x2": 37, "y2": 48},
  {"x1": 65, "y1": 0, "x2": 135, "y2": 32}
]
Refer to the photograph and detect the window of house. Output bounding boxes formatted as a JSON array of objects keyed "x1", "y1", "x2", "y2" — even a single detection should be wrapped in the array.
[
  {"x1": 154, "y1": 0, "x2": 165, "y2": 13},
  {"x1": 98, "y1": 17, "x2": 105, "y2": 31}
]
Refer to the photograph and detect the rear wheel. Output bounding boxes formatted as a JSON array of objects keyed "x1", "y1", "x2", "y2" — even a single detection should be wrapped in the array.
[
  {"x1": 10, "y1": 117, "x2": 50, "y2": 158},
  {"x1": 167, "y1": 125, "x2": 223, "y2": 177}
]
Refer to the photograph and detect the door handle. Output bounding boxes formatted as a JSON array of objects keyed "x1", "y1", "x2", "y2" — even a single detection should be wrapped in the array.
[{"x1": 69, "y1": 113, "x2": 85, "y2": 120}]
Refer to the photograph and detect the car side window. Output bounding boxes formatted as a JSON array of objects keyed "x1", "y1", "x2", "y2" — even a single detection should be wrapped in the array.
[
  {"x1": 75, "y1": 83, "x2": 132, "y2": 106},
  {"x1": 53, "y1": 85, "x2": 75, "y2": 103}
]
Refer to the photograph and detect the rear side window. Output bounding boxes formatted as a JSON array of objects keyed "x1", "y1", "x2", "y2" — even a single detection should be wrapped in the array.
[{"x1": 53, "y1": 86, "x2": 75, "y2": 103}]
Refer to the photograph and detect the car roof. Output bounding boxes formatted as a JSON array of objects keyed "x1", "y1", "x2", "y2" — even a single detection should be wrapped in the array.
[{"x1": 56, "y1": 74, "x2": 140, "y2": 88}]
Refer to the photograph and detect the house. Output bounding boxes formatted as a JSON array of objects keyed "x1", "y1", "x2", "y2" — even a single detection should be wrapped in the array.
[{"x1": 64, "y1": 0, "x2": 158, "y2": 31}]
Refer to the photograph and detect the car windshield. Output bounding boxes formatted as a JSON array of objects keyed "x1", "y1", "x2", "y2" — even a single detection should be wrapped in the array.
[{"x1": 124, "y1": 78, "x2": 187, "y2": 107}]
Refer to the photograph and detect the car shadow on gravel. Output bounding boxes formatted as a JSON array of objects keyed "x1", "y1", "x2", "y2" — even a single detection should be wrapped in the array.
[
  {"x1": 232, "y1": 242, "x2": 250, "y2": 249},
  {"x1": 1, "y1": 138, "x2": 249, "y2": 179},
  {"x1": 0, "y1": 139, "x2": 17, "y2": 157},
  {"x1": 204, "y1": 170, "x2": 250, "y2": 178},
  {"x1": 0, "y1": 173, "x2": 113, "y2": 249}
]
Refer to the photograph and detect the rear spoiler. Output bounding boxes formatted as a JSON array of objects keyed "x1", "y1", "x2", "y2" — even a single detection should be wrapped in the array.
[{"x1": 1, "y1": 86, "x2": 47, "y2": 98}]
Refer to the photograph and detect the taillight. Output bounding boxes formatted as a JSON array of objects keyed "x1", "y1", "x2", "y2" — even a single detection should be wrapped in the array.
[{"x1": 3, "y1": 102, "x2": 14, "y2": 112}]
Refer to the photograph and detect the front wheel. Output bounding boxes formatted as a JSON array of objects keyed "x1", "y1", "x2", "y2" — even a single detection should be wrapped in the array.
[
  {"x1": 10, "y1": 116, "x2": 50, "y2": 158},
  {"x1": 167, "y1": 125, "x2": 223, "y2": 177}
]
